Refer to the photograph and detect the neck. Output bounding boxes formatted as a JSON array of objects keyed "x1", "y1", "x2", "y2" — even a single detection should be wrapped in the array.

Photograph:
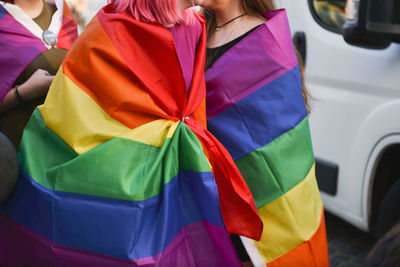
[
  {"x1": 14, "y1": 0, "x2": 42, "y2": 7},
  {"x1": 214, "y1": 1, "x2": 244, "y2": 26},
  {"x1": 14, "y1": 0, "x2": 43, "y2": 18},
  {"x1": 180, "y1": 0, "x2": 193, "y2": 10}
]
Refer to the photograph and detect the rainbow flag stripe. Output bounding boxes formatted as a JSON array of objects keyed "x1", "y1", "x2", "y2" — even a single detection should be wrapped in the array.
[
  {"x1": 0, "y1": 0, "x2": 77, "y2": 102},
  {"x1": 206, "y1": 9, "x2": 330, "y2": 266},
  {"x1": 0, "y1": 5, "x2": 262, "y2": 265}
]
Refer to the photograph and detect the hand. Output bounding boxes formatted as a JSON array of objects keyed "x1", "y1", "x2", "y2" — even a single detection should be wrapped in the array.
[{"x1": 18, "y1": 69, "x2": 55, "y2": 101}]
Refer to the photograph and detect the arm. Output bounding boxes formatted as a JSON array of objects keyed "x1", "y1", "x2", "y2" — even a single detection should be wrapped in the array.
[
  {"x1": 0, "y1": 87, "x2": 20, "y2": 113},
  {"x1": 0, "y1": 69, "x2": 55, "y2": 113}
]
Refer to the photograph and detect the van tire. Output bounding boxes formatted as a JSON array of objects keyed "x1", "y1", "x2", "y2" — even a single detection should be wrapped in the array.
[{"x1": 377, "y1": 179, "x2": 400, "y2": 237}]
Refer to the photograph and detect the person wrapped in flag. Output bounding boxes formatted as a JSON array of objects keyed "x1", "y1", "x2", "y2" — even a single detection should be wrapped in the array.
[
  {"x1": 203, "y1": 0, "x2": 330, "y2": 266},
  {"x1": 0, "y1": 0, "x2": 264, "y2": 265},
  {"x1": 0, "y1": 0, "x2": 78, "y2": 148}
]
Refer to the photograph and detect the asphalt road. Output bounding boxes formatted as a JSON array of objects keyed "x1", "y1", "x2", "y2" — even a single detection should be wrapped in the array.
[{"x1": 326, "y1": 212, "x2": 376, "y2": 267}]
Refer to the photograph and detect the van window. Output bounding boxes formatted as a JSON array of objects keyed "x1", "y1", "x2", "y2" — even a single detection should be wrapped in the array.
[{"x1": 310, "y1": 0, "x2": 346, "y2": 33}]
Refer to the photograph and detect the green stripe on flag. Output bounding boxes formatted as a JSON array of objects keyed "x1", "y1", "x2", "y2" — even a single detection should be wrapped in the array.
[
  {"x1": 235, "y1": 117, "x2": 315, "y2": 209},
  {"x1": 19, "y1": 109, "x2": 211, "y2": 201}
]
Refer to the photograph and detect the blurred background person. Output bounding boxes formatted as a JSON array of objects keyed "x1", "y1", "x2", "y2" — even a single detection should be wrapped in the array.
[
  {"x1": 66, "y1": 0, "x2": 85, "y2": 29},
  {"x1": 65, "y1": 0, "x2": 107, "y2": 32},
  {"x1": 0, "y1": 0, "x2": 77, "y2": 149}
]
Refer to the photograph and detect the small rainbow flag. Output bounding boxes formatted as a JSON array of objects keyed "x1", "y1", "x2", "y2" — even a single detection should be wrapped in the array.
[
  {"x1": 0, "y1": 0, "x2": 77, "y2": 102},
  {"x1": 0, "y1": 5, "x2": 262, "y2": 266},
  {"x1": 206, "y1": 9, "x2": 330, "y2": 267}
]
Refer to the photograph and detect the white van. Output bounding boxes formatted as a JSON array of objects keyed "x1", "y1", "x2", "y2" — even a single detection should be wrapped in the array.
[{"x1": 279, "y1": 0, "x2": 400, "y2": 237}]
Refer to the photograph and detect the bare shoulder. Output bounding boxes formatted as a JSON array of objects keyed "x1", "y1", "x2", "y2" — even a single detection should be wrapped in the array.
[
  {"x1": 247, "y1": 15, "x2": 267, "y2": 26},
  {"x1": 234, "y1": 15, "x2": 266, "y2": 38},
  {"x1": 243, "y1": 15, "x2": 267, "y2": 29}
]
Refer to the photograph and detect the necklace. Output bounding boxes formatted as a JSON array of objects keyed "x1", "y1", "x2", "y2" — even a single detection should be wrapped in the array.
[
  {"x1": 206, "y1": 15, "x2": 246, "y2": 69},
  {"x1": 216, "y1": 13, "x2": 247, "y2": 31}
]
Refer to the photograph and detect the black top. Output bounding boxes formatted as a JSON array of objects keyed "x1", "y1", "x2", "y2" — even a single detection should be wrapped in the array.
[{"x1": 205, "y1": 25, "x2": 262, "y2": 70}]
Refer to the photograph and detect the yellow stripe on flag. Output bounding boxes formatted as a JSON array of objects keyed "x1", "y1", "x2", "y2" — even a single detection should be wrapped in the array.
[
  {"x1": 39, "y1": 68, "x2": 179, "y2": 154},
  {"x1": 252, "y1": 164, "x2": 322, "y2": 263}
]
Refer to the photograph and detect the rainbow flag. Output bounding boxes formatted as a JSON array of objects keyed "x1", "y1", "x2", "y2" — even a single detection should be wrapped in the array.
[
  {"x1": 0, "y1": 0, "x2": 77, "y2": 102},
  {"x1": 205, "y1": 10, "x2": 330, "y2": 266},
  {"x1": 0, "y1": 5, "x2": 262, "y2": 266}
]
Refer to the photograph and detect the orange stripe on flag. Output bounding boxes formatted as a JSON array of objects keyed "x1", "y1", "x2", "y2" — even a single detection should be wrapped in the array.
[
  {"x1": 267, "y1": 210, "x2": 330, "y2": 267},
  {"x1": 62, "y1": 16, "x2": 169, "y2": 129},
  {"x1": 63, "y1": 0, "x2": 75, "y2": 20}
]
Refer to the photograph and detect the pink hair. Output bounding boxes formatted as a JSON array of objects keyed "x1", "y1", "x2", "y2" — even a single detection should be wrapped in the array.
[{"x1": 110, "y1": 0, "x2": 196, "y2": 25}]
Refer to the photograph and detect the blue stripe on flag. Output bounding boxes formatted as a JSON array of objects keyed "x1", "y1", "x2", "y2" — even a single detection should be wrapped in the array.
[
  {"x1": 1, "y1": 169, "x2": 224, "y2": 260},
  {"x1": 208, "y1": 65, "x2": 307, "y2": 160}
]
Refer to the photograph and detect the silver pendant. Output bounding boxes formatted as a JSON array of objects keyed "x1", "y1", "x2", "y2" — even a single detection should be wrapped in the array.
[{"x1": 42, "y1": 30, "x2": 58, "y2": 47}]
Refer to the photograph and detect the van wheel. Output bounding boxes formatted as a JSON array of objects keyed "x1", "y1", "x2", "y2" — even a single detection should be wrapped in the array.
[{"x1": 377, "y1": 179, "x2": 400, "y2": 237}]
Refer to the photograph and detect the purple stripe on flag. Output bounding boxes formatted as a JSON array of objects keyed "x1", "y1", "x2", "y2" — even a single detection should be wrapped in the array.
[
  {"x1": 0, "y1": 213, "x2": 241, "y2": 267},
  {"x1": 0, "y1": 9, "x2": 46, "y2": 102},
  {"x1": 205, "y1": 10, "x2": 297, "y2": 119}
]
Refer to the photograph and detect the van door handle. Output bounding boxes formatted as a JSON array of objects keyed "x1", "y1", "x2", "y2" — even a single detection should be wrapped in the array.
[{"x1": 293, "y1": 31, "x2": 307, "y2": 67}]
